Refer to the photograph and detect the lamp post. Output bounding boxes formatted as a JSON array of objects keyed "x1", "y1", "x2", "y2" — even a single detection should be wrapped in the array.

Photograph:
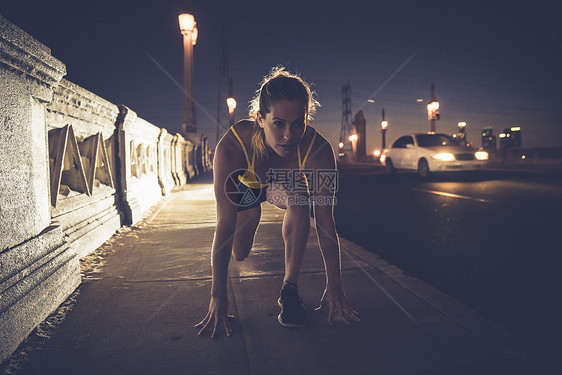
[
  {"x1": 179, "y1": 13, "x2": 198, "y2": 134},
  {"x1": 349, "y1": 133, "x2": 358, "y2": 162},
  {"x1": 381, "y1": 108, "x2": 388, "y2": 149},
  {"x1": 426, "y1": 83, "x2": 439, "y2": 133},
  {"x1": 226, "y1": 97, "x2": 236, "y2": 126},
  {"x1": 225, "y1": 77, "x2": 236, "y2": 126},
  {"x1": 457, "y1": 121, "x2": 467, "y2": 146}
]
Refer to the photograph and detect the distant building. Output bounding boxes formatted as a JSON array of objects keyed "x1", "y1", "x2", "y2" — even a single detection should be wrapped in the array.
[
  {"x1": 499, "y1": 127, "x2": 522, "y2": 149},
  {"x1": 481, "y1": 127, "x2": 496, "y2": 150}
]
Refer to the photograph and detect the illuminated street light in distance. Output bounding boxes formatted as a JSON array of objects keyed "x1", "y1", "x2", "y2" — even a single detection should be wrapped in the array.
[
  {"x1": 226, "y1": 97, "x2": 237, "y2": 113},
  {"x1": 349, "y1": 134, "x2": 358, "y2": 142},
  {"x1": 191, "y1": 26, "x2": 198, "y2": 45},
  {"x1": 338, "y1": 142, "x2": 344, "y2": 149},
  {"x1": 511, "y1": 126, "x2": 521, "y2": 131},
  {"x1": 417, "y1": 98, "x2": 424, "y2": 102},
  {"x1": 381, "y1": 120, "x2": 388, "y2": 130},
  {"x1": 367, "y1": 99, "x2": 375, "y2": 103},
  {"x1": 458, "y1": 122, "x2": 466, "y2": 127},
  {"x1": 178, "y1": 13, "x2": 195, "y2": 34},
  {"x1": 373, "y1": 150, "x2": 381, "y2": 157}
]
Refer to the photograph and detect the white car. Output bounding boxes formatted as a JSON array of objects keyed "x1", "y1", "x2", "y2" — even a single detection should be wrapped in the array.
[{"x1": 380, "y1": 133, "x2": 488, "y2": 177}]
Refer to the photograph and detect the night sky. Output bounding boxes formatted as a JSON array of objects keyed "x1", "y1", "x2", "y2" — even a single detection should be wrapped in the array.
[{"x1": 1, "y1": 0, "x2": 561, "y2": 150}]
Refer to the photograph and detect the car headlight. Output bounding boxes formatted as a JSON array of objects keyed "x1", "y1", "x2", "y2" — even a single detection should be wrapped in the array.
[
  {"x1": 475, "y1": 151, "x2": 489, "y2": 160},
  {"x1": 431, "y1": 153, "x2": 455, "y2": 161}
]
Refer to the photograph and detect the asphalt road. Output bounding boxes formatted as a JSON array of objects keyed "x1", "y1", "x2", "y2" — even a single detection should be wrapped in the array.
[{"x1": 334, "y1": 165, "x2": 562, "y2": 358}]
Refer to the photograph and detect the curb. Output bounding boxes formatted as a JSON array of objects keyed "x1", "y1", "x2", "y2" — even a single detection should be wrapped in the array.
[{"x1": 337, "y1": 236, "x2": 559, "y2": 372}]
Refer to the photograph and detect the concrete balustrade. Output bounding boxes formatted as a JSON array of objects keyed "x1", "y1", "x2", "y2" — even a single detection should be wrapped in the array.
[
  {"x1": 184, "y1": 138, "x2": 197, "y2": 180},
  {"x1": 46, "y1": 79, "x2": 122, "y2": 259},
  {"x1": 116, "y1": 105, "x2": 163, "y2": 225},
  {"x1": 158, "y1": 129, "x2": 175, "y2": 196},
  {"x1": 0, "y1": 14, "x2": 80, "y2": 363},
  {"x1": 172, "y1": 134, "x2": 188, "y2": 186},
  {"x1": 0, "y1": 14, "x2": 212, "y2": 363}
]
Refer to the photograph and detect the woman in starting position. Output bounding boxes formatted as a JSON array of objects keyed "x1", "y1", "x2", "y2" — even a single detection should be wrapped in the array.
[{"x1": 196, "y1": 67, "x2": 359, "y2": 337}]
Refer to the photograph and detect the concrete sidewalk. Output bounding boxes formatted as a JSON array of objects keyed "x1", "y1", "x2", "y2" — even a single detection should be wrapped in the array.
[{"x1": 3, "y1": 172, "x2": 559, "y2": 375}]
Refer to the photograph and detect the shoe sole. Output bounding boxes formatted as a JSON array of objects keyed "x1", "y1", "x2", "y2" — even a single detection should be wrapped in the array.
[{"x1": 277, "y1": 298, "x2": 307, "y2": 328}]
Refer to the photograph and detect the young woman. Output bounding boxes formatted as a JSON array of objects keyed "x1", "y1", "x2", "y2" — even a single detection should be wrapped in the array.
[{"x1": 196, "y1": 67, "x2": 359, "y2": 338}]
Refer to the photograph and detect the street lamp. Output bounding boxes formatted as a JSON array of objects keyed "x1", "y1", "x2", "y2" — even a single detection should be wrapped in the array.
[
  {"x1": 226, "y1": 97, "x2": 237, "y2": 126},
  {"x1": 381, "y1": 120, "x2": 388, "y2": 148},
  {"x1": 427, "y1": 83, "x2": 439, "y2": 133},
  {"x1": 380, "y1": 108, "x2": 388, "y2": 149},
  {"x1": 457, "y1": 121, "x2": 467, "y2": 146},
  {"x1": 349, "y1": 134, "x2": 358, "y2": 162},
  {"x1": 179, "y1": 12, "x2": 198, "y2": 134}
]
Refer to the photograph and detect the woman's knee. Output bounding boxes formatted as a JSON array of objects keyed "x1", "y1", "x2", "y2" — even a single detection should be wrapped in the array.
[
  {"x1": 232, "y1": 206, "x2": 261, "y2": 261},
  {"x1": 233, "y1": 251, "x2": 249, "y2": 262}
]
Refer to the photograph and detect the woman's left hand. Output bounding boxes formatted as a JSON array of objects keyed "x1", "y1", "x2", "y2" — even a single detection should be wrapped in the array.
[{"x1": 315, "y1": 285, "x2": 360, "y2": 325}]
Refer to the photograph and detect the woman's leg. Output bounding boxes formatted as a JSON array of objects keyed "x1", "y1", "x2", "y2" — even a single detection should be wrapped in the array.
[
  {"x1": 281, "y1": 192, "x2": 311, "y2": 285},
  {"x1": 231, "y1": 205, "x2": 261, "y2": 261}
]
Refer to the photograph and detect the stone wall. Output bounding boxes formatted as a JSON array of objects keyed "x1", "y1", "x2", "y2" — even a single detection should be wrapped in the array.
[{"x1": 0, "y1": 14, "x2": 211, "y2": 363}]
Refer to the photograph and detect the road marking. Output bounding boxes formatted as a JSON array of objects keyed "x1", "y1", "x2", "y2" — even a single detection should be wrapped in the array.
[{"x1": 411, "y1": 188, "x2": 494, "y2": 203}]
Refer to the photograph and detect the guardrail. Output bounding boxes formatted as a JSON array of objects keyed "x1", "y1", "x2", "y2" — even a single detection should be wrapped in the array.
[
  {"x1": 0, "y1": 14, "x2": 212, "y2": 363},
  {"x1": 488, "y1": 148, "x2": 562, "y2": 171}
]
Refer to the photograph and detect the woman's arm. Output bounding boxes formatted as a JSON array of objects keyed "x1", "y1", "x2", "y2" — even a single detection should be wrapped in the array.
[
  {"x1": 196, "y1": 130, "x2": 242, "y2": 338},
  {"x1": 311, "y1": 136, "x2": 359, "y2": 325}
]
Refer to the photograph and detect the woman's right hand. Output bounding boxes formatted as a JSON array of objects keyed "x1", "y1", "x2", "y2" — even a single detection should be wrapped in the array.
[{"x1": 195, "y1": 294, "x2": 233, "y2": 338}]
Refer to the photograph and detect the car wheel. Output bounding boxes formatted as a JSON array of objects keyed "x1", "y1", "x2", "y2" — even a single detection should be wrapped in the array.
[
  {"x1": 418, "y1": 158, "x2": 430, "y2": 178},
  {"x1": 386, "y1": 158, "x2": 396, "y2": 174}
]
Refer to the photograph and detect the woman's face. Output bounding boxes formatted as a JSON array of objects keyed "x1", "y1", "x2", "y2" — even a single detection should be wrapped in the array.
[{"x1": 257, "y1": 99, "x2": 307, "y2": 158}]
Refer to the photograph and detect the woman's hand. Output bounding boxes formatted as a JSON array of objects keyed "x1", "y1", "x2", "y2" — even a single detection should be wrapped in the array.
[
  {"x1": 315, "y1": 285, "x2": 360, "y2": 325},
  {"x1": 195, "y1": 294, "x2": 234, "y2": 338}
]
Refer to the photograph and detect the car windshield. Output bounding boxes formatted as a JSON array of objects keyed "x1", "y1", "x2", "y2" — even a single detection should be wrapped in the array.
[{"x1": 416, "y1": 134, "x2": 459, "y2": 147}]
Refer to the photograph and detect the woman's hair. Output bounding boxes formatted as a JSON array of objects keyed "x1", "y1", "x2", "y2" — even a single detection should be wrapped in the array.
[{"x1": 248, "y1": 66, "x2": 319, "y2": 161}]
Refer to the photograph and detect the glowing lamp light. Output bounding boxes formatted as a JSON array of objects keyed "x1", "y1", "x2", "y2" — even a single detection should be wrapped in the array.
[
  {"x1": 499, "y1": 133, "x2": 506, "y2": 138},
  {"x1": 349, "y1": 134, "x2": 358, "y2": 142},
  {"x1": 179, "y1": 13, "x2": 196, "y2": 35},
  {"x1": 511, "y1": 126, "x2": 521, "y2": 131},
  {"x1": 381, "y1": 120, "x2": 388, "y2": 130},
  {"x1": 226, "y1": 97, "x2": 237, "y2": 113},
  {"x1": 338, "y1": 142, "x2": 344, "y2": 149},
  {"x1": 373, "y1": 150, "x2": 381, "y2": 157},
  {"x1": 191, "y1": 26, "x2": 198, "y2": 45},
  {"x1": 458, "y1": 122, "x2": 466, "y2": 128},
  {"x1": 432, "y1": 101, "x2": 439, "y2": 111}
]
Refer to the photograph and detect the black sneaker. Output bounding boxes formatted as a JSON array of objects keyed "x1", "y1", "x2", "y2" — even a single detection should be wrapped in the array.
[{"x1": 277, "y1": 282, "x2": 307, "y2": 327}]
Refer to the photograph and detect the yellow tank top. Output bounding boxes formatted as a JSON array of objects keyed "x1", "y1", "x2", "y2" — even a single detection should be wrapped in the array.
[{"x1": 230, "y1": 126, "x2": 317, "y2": 189}]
